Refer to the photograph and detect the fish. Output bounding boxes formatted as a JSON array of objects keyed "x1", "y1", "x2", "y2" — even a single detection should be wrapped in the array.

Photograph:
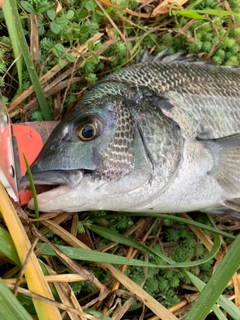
[{"x1": 20, "y1": 53, "x2": 240, "y2": 218}]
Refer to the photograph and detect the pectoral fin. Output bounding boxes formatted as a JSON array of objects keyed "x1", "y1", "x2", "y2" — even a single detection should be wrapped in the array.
[{"x1": 201, "y1": 134, "x2": 240, "y2": 195}]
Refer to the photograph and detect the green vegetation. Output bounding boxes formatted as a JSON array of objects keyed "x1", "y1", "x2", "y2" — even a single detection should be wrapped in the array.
[
  {"x1": 0, "y1": 0, "x2": 240, "y2": 120},
  {"x1": 0, "y1": 0, "x2": 240, "y2": 319},
  {"x1": 170, "y1": 0, "x2": 240, "y2": 65}
]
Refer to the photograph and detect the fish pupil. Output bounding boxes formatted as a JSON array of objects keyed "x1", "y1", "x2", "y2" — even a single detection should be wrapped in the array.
[{"x1": 82, "y1": 125, "x2": 94, "y2": 139}]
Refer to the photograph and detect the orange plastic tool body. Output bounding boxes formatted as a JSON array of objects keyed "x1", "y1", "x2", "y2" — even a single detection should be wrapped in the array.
[
  {"x1": 0, "y1": 121, "x2": 58, "y2": 205},
  {"x1": 12, "y1": 122, "x2": 58, "y2": 204},
  {"x1": 0, "y1": 94, "x2": 59, "y2": 205}
]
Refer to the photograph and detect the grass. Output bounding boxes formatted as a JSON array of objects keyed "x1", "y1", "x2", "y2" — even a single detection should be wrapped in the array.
[{"x1": 0, "y1": 0, "x2": 240, "y2": 319}]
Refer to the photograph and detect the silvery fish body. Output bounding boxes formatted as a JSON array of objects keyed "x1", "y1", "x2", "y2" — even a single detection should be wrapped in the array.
[{"x1": 20, "y1": 55, "x2": 240, "y2": 217}]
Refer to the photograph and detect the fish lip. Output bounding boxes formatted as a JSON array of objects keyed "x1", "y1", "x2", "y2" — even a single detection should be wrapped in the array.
[{"x1": 19, "y1": 169, "x2": 83, "y2": 189}]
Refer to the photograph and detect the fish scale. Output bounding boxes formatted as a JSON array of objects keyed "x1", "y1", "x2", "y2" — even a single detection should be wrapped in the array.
[{"x1": 99, "y1": 100, "x2": 135, "y2": 180}]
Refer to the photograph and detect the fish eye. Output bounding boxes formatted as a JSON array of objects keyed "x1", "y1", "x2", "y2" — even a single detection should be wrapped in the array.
[{"x1": 77, "y1": 122, "x2": 98, "y2": 141}]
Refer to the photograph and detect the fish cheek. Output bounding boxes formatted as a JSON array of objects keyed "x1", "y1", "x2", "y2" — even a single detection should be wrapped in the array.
[{"x1": 92, "y1": 106, "x2": 135, "y2": 181}]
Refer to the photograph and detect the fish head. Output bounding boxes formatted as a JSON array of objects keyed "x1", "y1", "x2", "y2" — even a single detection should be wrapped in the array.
[{"x1": 20, "y1": 90, "x2": 153, "y2": 212}]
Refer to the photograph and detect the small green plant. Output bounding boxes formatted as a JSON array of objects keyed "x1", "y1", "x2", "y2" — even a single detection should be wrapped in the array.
[{"x1": 168, "y1": 0, "x2": 240, "y2": 65}]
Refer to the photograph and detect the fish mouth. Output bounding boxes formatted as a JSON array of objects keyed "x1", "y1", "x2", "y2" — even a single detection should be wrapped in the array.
[
  {"x1": 19, "y1": 169, "x2": 84, "y2": 211},
  {"x1": 19, "y1": 169, "x2": 84, "y2": 191}
]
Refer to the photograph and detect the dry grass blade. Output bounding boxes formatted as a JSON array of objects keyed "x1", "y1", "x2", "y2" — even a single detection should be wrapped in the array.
[
  {"x1": 233, "y1": 273, "x2": 240, "y2": 309},
  {"x1": 3, "y1": 274, "x2": 86, "y2": 285},
  {"x1": 0, "y1": 182, "x2": 61, "y2": 320},
  {"x1": 99, "y1": 0, "x2": 151, "y2": 18},
  {"x1": 110, "y1": 295, "x2": 138, "y2": 320},
  {"x1": 41, "y1": 219, "x2": 178, "y2": 319},
  {"x1": 44, "y1": 264, "x2": 87, "y2": 320},
  {"x1": 181, "y1": 213, "x2": 223, "y2": 260},
  {"x1": 99, "y1": 0, "x2": 189, "y2": 17},
  {"x1": 103, "y1": 218, "x2": 157, "y2": 316},
  {"x1": 30, "y1": 13, "x2": 39, "y2": 67},
  {"x1": 148, "y1": 293, "x2": 199, "y2": 320},
  {"x1": 3, "y1": 272, "x2": 89, "y2": 320},
  {"x1": 32, "y1": 227, "x2": 107, "y2": 292},
  {"x1": 95, "y1": 0, "x2": 131, "y2": 59},
  {"x1": 152, "y1": 0, "x2": 189, "y2": 16},
  {"x1": 5, "y1": 283, "x2": 96, "y2": 319},
  {"x1": 100, "y1": 263, "x2": 178, "y2": 319}
]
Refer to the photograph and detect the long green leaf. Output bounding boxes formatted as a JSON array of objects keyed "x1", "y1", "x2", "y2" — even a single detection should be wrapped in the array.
[
  {"x1": 185, "y1": 235, "x2": 240, "y2": 320},
  {"x1": 3, "y1": 0, "x2": 52, "y2": 120},
  {"x1": 84, "y1": 308, "x2": 112, "y2": 320},
  {"x1": 22, "y1": 152, "x2": 39, "y2": 226},
  {"x1": 38, "y1": 243, "x2": 168, "y2": 267},
  {"x1": 173, "y1": 10, "x2": 205, "y2": 19},
  {"x1": 193, "y1": 9, "x2": 240, "y2": 16},
  {"x1": 0, "y1": 227, "x2": 20, "y2": 265},
  {"x1": 2, "y1": 1, "x2": 22, "y2": 93},
  {"x1": 91, "y1": 212, "x2": 236, "y2": 239},
  {"x1": 0, "y1": 278, "x2": 33, "y2": 320},
  {"x1": 217, "y1": 295, "x2": 240, "y2": 320},
  {"x1": 38, "y1": 243, "x2": 174, "y2": 267},
  {"x1": 37, "y1": 231, "x2": 220, "y2": 269},
  {"x1": 88, "y1": 224, "x2": 221, "y2": 268},
  {"x1": 172, "y1": 8, "x2": 240, "y2": 20},
  {"x1": 185, "y1": 270, "x2": 240, "y2": 320}
]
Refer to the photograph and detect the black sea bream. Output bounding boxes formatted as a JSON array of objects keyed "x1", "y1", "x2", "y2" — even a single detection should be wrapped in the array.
[{"x1": 20, "y1": 54, "x2": 240, "y2": 217}]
